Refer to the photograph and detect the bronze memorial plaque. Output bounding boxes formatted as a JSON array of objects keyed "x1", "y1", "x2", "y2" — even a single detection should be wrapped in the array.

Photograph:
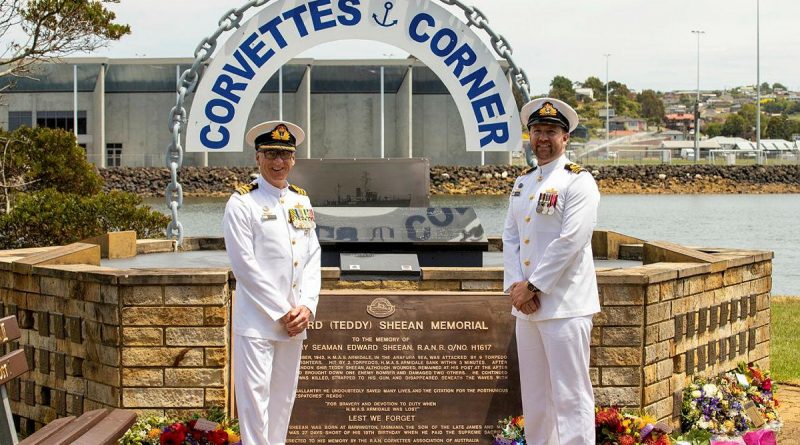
[{"x1": 287, "y1": 292, "x2": 521, "y2": 444}]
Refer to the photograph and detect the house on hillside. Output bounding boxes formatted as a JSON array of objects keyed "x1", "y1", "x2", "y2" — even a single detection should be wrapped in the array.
[
  {"x1": 664, "y1": 113, "x2": 695, "y2": 133},
  {"x1": 609, "y1": 116, "x2": 647, "y2": 132}
]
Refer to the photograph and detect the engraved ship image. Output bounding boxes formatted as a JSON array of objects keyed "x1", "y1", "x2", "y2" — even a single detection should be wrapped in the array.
[{"x1": 323, "y1": 172, "x2": 411, "y2": 207}]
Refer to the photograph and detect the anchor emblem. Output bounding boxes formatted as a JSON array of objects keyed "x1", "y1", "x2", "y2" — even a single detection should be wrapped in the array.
[{"x1": 373, "y1": 1, "x2": 398, "y2": 28}]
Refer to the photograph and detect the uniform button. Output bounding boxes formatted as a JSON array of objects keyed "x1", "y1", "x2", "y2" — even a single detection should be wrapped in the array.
[
  {"x1": 529, "y1": 194, "x2": 535, "y2": 200},
  {"x1": 294, "y1": 261, "x2": 299, "y2": 267},
  {"x1": 523, "y1": 260, "x2": 531, "y2": 266},
  {"x1": 525, "y1": 216, "x2": 531, "y2": 223},
  {"x1": 524, "y1": 239, "x2": 530, "y2": 245},
  {"x1": 291, "y1": 239, "x2": 296, "y2": 245},
  {"x1": 279, "y1": 198, "x2": 285, "y2": 204},
  {"x1": 292, "y1": 282, "x2": 297, "y2": 288}
]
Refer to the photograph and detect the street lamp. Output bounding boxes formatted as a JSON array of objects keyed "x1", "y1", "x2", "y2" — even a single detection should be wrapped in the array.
[
  {"x1": 604, "y1": 54, "x2": 611, "y2": 149},
  {"x1": 756, "y1": 0, "x2": 761, "y2": 157},
  {"x1": 691, "y1": 30, "x2": 705, "y2": 164}
]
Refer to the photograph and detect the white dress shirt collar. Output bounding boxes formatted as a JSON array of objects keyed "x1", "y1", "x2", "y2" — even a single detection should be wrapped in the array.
[{"x1": 257, "y1": 175, "x2": 288, "y2": 198}]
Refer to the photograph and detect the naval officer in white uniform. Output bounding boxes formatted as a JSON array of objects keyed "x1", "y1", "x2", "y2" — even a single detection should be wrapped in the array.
[
  {"x1": 503, "y1": 98, "x2": 600, "y2": 445},
  {"x1": 223, "y1": 120, "x2": 321, "y2": 445}
]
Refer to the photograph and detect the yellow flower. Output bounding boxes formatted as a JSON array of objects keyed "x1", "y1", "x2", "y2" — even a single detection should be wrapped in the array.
[
  {"x1": 723, "y1": 420, "x2": 735, "y2": 432},
  {"x1": 226, "y1": 429, "x2": 240, "y2": 443},
  {"x1": 148, "y1": 428, "x2": 162, "y2": 439},
  {"x1": 514, "y1": 416, "x2": 525, "y2": 428}
]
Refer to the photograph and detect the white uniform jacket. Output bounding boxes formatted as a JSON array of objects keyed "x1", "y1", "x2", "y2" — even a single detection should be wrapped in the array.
[
  {"x1": 502, "y1": 155, "x2": 601, "y2": 321},
  {"x1": 223, "y1": 176, "x2": 321, "y2": 341}
]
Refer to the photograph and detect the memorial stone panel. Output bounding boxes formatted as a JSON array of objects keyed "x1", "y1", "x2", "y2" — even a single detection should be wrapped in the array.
[{"x1": 287, "y1": 292, "x2": 520, "y2": 445}]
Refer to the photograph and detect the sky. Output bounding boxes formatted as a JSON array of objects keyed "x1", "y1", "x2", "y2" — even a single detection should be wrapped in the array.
[{"x1": 78, "y1": 0, "x2": 800, "y2": 94}]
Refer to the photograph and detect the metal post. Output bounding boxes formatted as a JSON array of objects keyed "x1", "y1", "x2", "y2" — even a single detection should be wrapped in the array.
[
  {"x1": 691, "y1": 30, "x2": 704, "y2": 163},
  {"x1": 604, "y1": 54, "x2": 611, "y2": 149},
  {"x1": 73, "y1": 65, "x2": 78, "y2": 138},
  {"x1": 756, "y1": 0, "x2": 762, "y2": 162},
  {"x1": 279, "y1": 66, "x2": 283, "y2": 120},
  {"x1": 380, "y1": 66, "x2": 385, "y2": 159}
]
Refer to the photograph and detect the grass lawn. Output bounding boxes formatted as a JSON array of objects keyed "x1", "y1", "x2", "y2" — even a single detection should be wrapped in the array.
[{"x1": 771, "y1": 296, "x2": 800, "y2": 384}]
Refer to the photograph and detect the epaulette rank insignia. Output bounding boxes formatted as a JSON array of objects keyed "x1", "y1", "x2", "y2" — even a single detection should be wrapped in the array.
[
  {"x1": 565, "y1": 163, "x2": 587, "y2": 174},
  {"x1": 235, "y1": 182, "x2": 258, "y2": 195},
  {"x1": 289, "y1": 184, "x2": 307, "y2": 196},
  {"x1": 522, "y1": 166, "x2": 538, "y2": 176}
]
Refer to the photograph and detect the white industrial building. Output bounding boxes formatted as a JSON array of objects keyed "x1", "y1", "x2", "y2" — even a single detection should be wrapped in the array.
[{"x1": 0, "y1": 57, "x2": 519, "y2": 167}]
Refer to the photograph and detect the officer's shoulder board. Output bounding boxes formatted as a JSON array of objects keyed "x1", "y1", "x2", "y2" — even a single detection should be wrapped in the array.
[
  {"x1": 235, "y1": 182, "x2": 258, "y2": 195},
  {"x1": 564, "y1": 163, "x2": 588, "y2": 174},
  {"x1": 522, "y1": 166, "x2": 538, "y2": 176},
  {"x1": 289, "y1": 184, "x2": 307, "y2": 196}
]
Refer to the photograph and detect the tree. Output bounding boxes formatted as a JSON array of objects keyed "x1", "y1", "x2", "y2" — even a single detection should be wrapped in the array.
[
  {"x1": 637, "y1": 90, "x2": 665, "y2": 124},
  {"x1": 772, "y1": 82, "x2": 787, "y2": 91},
  {"x1": 721, "y1": 114, "x2": 747, "y2": 138},
  {"x1": 548, "y1": 75, "x2": 577, "y2": 106},
  {"x1": 705, "y1": 121, "x2": 723, "y2": 138},
  {"x1": 759, "y1": 82, "x2": 772, "y2": 94},
  {"x1": 582, "y1": 76, "x2": 605, "y2": 101},
  {"x1": 0, "y1": 0, "x2": 130, "y2": 89},
  {"x1": 765, "y1": 115, "x2": 792, "y2": 140}
]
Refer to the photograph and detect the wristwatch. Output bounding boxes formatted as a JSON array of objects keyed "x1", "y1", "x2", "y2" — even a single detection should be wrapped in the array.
[{"x1": 526, "y1": 281, "x2": 539, "y2": 293}]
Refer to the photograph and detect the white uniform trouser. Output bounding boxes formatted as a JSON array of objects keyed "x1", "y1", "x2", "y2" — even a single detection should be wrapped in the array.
[
  {"x1": 516, "y1": 315, "x2": 595, "y2": 445},
  {"x1": 234, "y1": 334, "x2": 303, "y2": 445}
]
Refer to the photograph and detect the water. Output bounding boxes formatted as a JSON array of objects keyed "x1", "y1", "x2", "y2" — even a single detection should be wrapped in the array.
[{"x1": 144, "y1": 194, "x2": 800, "y2": 295}]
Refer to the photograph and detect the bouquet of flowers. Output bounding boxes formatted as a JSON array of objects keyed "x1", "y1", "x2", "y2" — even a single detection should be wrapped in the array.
[
  {"x1": 595, "y1": 406, "x2": 673, "y2": 445},
  {"x1": 736, "y1": 362, "x2": 780, "y2": 426},
  {"x1": 119, "y1": 407, "x2": 240, "y2": 445},
  {"x1": 493, "y1": 415, "x2": 526, "y2": 445}
]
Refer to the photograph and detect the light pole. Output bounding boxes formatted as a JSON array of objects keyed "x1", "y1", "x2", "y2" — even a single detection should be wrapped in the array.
[
  {"x1": 691, "y1": 30, "x2": 704, "y2": 164},
  {"x1": 604, "y1": 54, "x2": 611, "y2": 149},
  {"x1": 756, "y1": 0, "x2": 761, "y2": 157}
]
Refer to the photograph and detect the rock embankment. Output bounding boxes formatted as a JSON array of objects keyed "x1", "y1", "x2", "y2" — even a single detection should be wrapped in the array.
[{"x1": 100, "y1": 164, "x2": 800, "y2": 197}]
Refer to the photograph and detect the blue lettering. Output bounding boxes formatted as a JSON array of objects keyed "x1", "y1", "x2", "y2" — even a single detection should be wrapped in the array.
[
  {"x1": 409, "y1": 13, "x2": 434, "y2": 43},
  {"x1": 472, "y1": 93, "x2": 505, "y2": 123},
  {"x1": 444, "y1": 43, "x2": 477, "y2": 78},
  {"x1": 222, "y1": 50, "x2": 256, "y2": 80},
  {"x1": 337, "y1": 0, "x2": 361, "y2": 26},
  {"x1": 283, "y1": 4, "x2": 310, "y2": 37},
  {"x1": 211, "y1": 74, "x2": 247, "y2": 104},
  {"x1": 200, "y1": 125, "x2": 229, "y2": 149},
  {"x1": 240, "y1": 32, "x2": 275, "y2": 68},
  {"x1": 206, "y1": 98, "x2": 236, "y2": 124},
  {"x1": 460, "y1": 67, "x2": 495, "y2": 100},
  {"x1": 309, "y1": 0, "x2": 336, "y2": 31},
  {"x1": 259, "y1": 16, "x2": 288, "y2": 49},
  {"x1": 431, "y1": 28, "x2": 457, "y2": 57},
  {"x1": 478, "y1": 122, "x2": 509, "y2": 146}
]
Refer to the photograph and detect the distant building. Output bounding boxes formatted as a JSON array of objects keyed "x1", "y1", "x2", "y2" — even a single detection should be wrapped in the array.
[
  {"x1": 664, "y1": 113, "x2": 695, "y2": 133},
  {"x1": 660, "y1": 130, "x2": 685, "y2": 141},
  {"x1": 609, "y1": 116, "x2": 647, "y2": 132},
  {"x1": 575, "y1": 87, "x2": 594, "y2": 101}
]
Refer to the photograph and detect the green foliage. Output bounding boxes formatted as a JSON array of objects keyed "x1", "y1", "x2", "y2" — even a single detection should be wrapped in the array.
[
  {"x1": 771, "y1": 297, "x2": 800, "y2": 384},
  {"x1": 548, "y1": 75, "x2": 577, "y2": 106},
  {"x1": 0, "y1": 189, "x2": 168, "y2": 249},
  {"x1": 705, "y1": 121, "x2": 723, "y2": 138},
  {"x1": 582, "y1": 76, "x2": 605, "y2": 101},
  {"x1": 772, "y1": 82, "x2": 787, "y2": 91},
  {"x1": 636, "y1": 89, "x2": 665, "y2": 124},
  {"x1": 1, "y1": 126, "x2": 103, "y2": 198},
  {"x1": 1, "y1": 0, "x2": 130, "y2": 80},
  {"x1": 608, "y1": 81, "x2": 640, "y2": 118},
  {"x1": 672, "y1": 429, "x2": 712, "y2": 445},
  {"x1": 721, "y1": 114, "x2": 748, "y2": 138}
]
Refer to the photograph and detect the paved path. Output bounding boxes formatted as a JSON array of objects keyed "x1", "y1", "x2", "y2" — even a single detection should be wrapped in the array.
[{"x1": 778, "y1": 384, "x2": 800, "y2": 445}]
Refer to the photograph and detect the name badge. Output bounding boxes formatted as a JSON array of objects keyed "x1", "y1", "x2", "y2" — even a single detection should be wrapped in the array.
[{"x1": 262, "y1": 207, "x2": 277, "y2": 221}]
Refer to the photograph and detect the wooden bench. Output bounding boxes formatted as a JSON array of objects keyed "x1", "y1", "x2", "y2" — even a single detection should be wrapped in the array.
[{"x1": 0, "y1": 315, "x2": 136, "y2": 444}]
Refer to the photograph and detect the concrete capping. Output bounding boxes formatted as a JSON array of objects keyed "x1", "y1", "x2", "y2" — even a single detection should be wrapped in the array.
[
  {"x1": 643, "y1": 241, "x2": 728, "y2": 272},
  {"x1": 31, "y1": 264, "x2": 121, "y2": 284},
  {"x1": 321, "y1": 268, "x2": 340, "y2": 279},
  {"x1": 592, "y1": 230, "x2": 646, "y2": 260},
  {"x1": 136, "y1": 239, "x2": 176, "y2": 255},
  {"x1": 422, "y1": 267, "x2": 504, "y2": 280},
  {"x1": 79, "y1": 231, "x2": 137, "y2": 259},
  {"x1": 115, "y1": 268, "x2": 230, "y2": 285},
  {"x1": 12, "y1": 243, "x2": 101, "y2": 273},
  {"x1": 178, "y1": 237, "x2": 226, "y2": 252},
  {"x1": 619, "y1": 244, "x2": 644, "y2": 261}
]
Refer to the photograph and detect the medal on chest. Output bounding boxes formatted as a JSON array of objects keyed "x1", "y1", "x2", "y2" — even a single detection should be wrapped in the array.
[
  {"x1": 288, "y1": 205, "x2": 316, "y2": 230},
  {"x1": 536, "y1": 189, "x2": 558, "y2": 215}
]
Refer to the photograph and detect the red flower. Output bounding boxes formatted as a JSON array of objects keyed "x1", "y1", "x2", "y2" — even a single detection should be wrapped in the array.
[
  {"x1": 208, "y1": 429, "x2": 229, "y2": 445},
  {"x1": 620, "y1": 435, "x2": 636, "y2": 445},
  {"x1": 595, "y1": 407, "x2": 624, "y2": 433},
  {"x1": 160, "y1": 429, "x2": 186, "y2": 445},
  {"x1": 762, "y1": 378, "x2": 772, "y2": 391}
]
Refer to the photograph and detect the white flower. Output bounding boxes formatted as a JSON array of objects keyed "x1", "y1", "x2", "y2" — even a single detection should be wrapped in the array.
[
  {"x1": 691, "y1": 390, "x2": 702, "y2": 398},
  {"x1": 702, "y1": 383, "x2": 718, "y2": 396}
]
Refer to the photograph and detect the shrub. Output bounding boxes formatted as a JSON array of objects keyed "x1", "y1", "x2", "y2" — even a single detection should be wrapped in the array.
[{"x1": 0, "y1": 189, "x2": 169, "y2": 249}]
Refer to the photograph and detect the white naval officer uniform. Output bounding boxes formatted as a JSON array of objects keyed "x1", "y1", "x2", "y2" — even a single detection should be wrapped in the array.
[
  {"x1": 223, "y1": 175, "x2": 321, "y2": 445},
  {"x1": 502, "y1": 154, "x2": 600, "y2": 445}
]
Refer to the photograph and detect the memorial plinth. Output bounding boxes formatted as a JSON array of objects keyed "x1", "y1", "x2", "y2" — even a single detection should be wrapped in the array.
[{"x1": 0, "y1": 230, "x2": 774, "y2": 442}]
